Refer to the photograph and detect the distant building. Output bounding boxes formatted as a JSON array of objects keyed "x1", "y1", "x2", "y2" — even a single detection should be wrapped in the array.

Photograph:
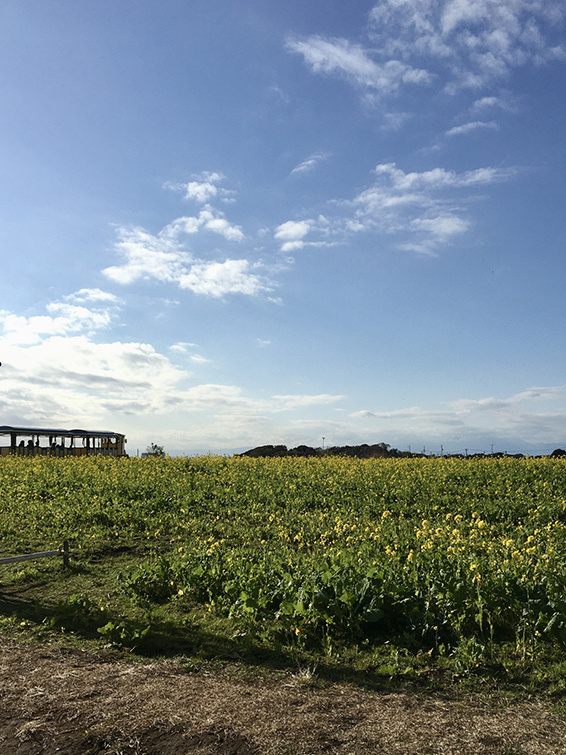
[{"x1": 0, "y1": 426, "x2": 127, "y2": 457}]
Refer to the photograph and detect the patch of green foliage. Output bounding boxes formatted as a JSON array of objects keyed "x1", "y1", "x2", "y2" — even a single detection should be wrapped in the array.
[{"x1": 1, "y1": 454, "x2": 566, "y2": 696}]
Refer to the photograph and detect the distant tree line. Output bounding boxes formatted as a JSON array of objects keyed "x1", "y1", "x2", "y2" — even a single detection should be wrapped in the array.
[
  {"x1": 240, "y1": 443, "x2": 408, "y2": 459},
  {"x1": 240, "y1": 443, "x2": 566, "y2": 460}
]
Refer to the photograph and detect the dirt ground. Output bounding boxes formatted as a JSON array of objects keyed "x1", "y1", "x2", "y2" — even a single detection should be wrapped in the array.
[{"x1": 1, "y1": 637, "x2": 565, "y2": 755}]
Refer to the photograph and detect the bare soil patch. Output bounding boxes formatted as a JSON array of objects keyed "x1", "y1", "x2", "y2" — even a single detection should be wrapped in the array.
[{"x1": 1, "y1": 637, "x2": 565, "y2": 754}]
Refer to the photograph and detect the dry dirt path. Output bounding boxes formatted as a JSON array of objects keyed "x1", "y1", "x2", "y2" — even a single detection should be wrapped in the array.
[{"x1": 1, "y1": 637, "x2": 565, "y2": 754}]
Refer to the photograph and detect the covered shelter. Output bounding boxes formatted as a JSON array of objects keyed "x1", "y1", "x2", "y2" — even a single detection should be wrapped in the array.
[{"x1": 0, "y1": 426, "x2": 127, "y2": 457}]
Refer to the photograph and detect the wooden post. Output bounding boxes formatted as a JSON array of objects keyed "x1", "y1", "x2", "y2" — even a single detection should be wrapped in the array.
[{"x1": 62, "y1": 540, "x2": 69, "y2": 568}]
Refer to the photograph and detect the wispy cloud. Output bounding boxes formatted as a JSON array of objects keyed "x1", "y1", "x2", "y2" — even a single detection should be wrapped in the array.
[
  {"x1": 63, "y1": 288, "x2": 119, "y2": 304},
  {"x1": 169, "y1": 342, "x2": 197, "y2": 353},
  {"x1": 445, "y1": 120, "x2": 499, "y2": 136},
  {"x1": 272, "y1": 394, "x2": 344, "y2": 411},
  {"x1": 288, "y1": 3, "x2": 565, "y2": 103},
  {"x1": 169, "y1": 342, "x2": 210, "y2": 364},
  {"x1": 346, "y1": 161, "x2": 516, "y2": 253},
  {"x1": 290, "y1": 152, "x2": 330, "y2": 176},
  {"x1": 272, "y1": 162, "x2": 517, "y2": 255},
  {"x1": 381, "y1": 112, "x2": 412, "y2": 131},
  {"x1": 369, "y1": 0, "x2": 565, "y2": 93},
  {"x1": 350, "y1": 385, "x2": 566, "y2": 449},
  {"x1": 286, "y1": 35, "x2": 433, "y2": 99}
]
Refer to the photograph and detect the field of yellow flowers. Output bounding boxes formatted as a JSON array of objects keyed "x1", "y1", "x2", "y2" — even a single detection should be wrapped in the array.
[{"x1": 1, "y1": 454, "x2": 566, "y2": 671}]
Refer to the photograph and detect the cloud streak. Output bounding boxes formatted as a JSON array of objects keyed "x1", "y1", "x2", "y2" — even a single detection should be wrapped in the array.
[
  {"x1": 290, "y1": 152, "x2": 330, "y2": 175},
  {"x1": 287, "y1": 35, "x2": 433, "y2": 99},
  {"x1": 446, "y1": 120, "x2": 499, "y2": 136}
]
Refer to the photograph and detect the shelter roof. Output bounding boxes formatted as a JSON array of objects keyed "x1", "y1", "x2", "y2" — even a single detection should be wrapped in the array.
[{"x1": 0, "y1": 426, "x2": 124, "y2": 438}]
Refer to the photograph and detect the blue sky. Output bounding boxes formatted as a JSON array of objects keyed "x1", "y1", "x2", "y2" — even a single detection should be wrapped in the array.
[{"x1": 1, "y1": 0, "x2": 565, "y2": 455}]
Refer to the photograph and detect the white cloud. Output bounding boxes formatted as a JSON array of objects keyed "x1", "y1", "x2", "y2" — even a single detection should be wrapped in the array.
[
  {"x1": 409, "y1": 214, "x2": 469, "y2": 238},
  {"x1": 290, "y1": 152, "x2": 330, "y2": 175},
  {"x1": 274, "y1": 220, "x2": 313, "y2": 251},
  {"x1": 271, "y1": 162, "x2": 516, "y2": 256},
  {"x1": 198, "y1": 211, "x2": 244, "y2": 241},
  {"x1": 161, "y1": 210, "x2": 244, "y2": 241},
  {"x1": 103, "y1": 225, "x2": 189, "y2": 286},
  {"x1": 371, "y1": 162, "x2": 515, "y2": 191},
  {"x1": 169, "y1": 342, "x2": 197, "y2": 353},
  {"x1": 345, "y1": 161, "x2": 516, "y2": 253},
  {"x1": 289, "y1": 3, "x2": 565, "y2": 102},
  {"x1": 190, "y1": 354, "x2": 210, "y2": 364},
  {"x1": 178, "y1": 259, "x2": 266, "y2": 297},
  {"x1": 164, "y1": 172, "x2": 226, "y2": 204},
  {"x1": 445, "y1": 120, "x2": 499, "y2": 135},
  {"x1": 169, "y1": 342, "x2": 210, "y2": 363},
  {"x1": 0, "y1": 295, "x2": 344, "y2": 438},
  {"x1": 470, "y1": 94, "x2": 518, "y2": 116},
  {"x1": 286, "y1": 35, "x2": 434, "y2": 98},
  {"x1": 280, "y1": 241, "x2": 306, "y2": 252},
  {"x1": 471, "y1": 95, "x2": 498, "y2": 109},
  {"x1": 0, "y1": 300, "x2": 114, "y2": 346},
  {"x1": 184, "y1": 182, "x2": 218, "y2": 203},
  {"x1": 0, "y1": 336, "x2": 189, "y2": 421},
  {"x1": 102, "y1": 213, "x2": 270, "y2": 298},
  {"x1": 4, "y1": 296, "x2": 564, "y2": 453},
  {"x1": 349, "y1": 385, "x2": 566, "y2": 449},
  {"x1": 368, "y1": 0, "x2": 566, "y2": 92},
  {"x1": 0, "y1": 295, "x2": 191, "y2": 424},
  {"x1": 63, "y1": 288, "x2": 119, "y2": 304},
  {"x1": 273, "y1": 218, "x2": 340, "y2": 253},
  {"x1": 274, "y1": 220, "x2": 312, "y2": 240}
]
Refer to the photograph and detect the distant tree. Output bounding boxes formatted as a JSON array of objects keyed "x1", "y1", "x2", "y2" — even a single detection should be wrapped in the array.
[{"x1": 146, "y1": 442, "x2": 165, "y2": 457}]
